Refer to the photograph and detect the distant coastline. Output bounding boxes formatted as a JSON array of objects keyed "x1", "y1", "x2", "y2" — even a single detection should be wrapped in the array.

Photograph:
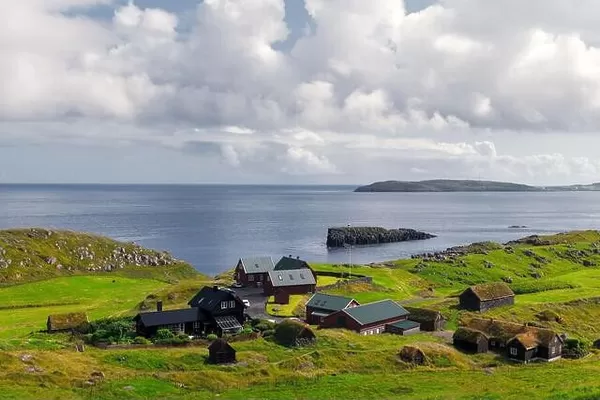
[{"x1": 355, "y1": 179, "x2": 600, "y2": 193}]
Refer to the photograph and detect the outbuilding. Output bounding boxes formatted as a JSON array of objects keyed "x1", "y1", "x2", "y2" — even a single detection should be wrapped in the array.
[
  {"x1": 321, "y1": 299, "x2": 409, "y2": 335},
  {"x1": 404, "y1": 307, "x2": 446, "y2": 331},
  {"x1": 386, "y1": 320, "x2": 421, "y2": 336},
  {"x1": 453, "y1": 327, "x2": 489, "y2": 353},
  {"x1": 208, "y1": 339, "x2": 236, "y2": 364},
  {"x1": 305, "y1": 293, "x2": 359, "y2": 325},
  {"x1": 459, "y1": 282, "x2": 515, "y2": 312}
]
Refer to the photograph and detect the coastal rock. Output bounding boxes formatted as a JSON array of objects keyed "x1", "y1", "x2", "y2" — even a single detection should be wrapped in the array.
[{"x1": 326, "y1": 227, "x2": 436, "y2": 248}]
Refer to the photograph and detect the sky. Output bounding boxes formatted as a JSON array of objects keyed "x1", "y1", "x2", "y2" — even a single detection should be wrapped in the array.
[{"x1": 1, "y1": 0, "x2": 600, "y2": 185}]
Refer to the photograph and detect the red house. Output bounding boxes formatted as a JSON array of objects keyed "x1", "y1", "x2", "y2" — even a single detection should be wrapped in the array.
[
  {"x1": 234, "y1": 257, "x2": 275, "y2": 288},
  {"x1": 320, "y1": 300, "x2": 410, "y2": 335},
  {"x1": 263, "y1": 268, "x2": 317, "y2": 300},
  {"x1": 305, "y1": 293, "x2": 360, "y2": 325}
]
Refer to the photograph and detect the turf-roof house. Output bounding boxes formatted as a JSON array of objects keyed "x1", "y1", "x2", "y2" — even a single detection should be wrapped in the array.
[
  {"x1": 453, "y1": 327, "x2": 489, "y2": 353},
  {"x1": 463, "y1": 318, "x2": 564, "y2": 362},
  {"x1": 208, "y1": 339, "x2": 236, "y2": 364},
  {"x1": 305, "y1": 293, "x2": 360, "y2": 325},
  {"x1": 134, "y1": 286, "x2": 245, "y2": 338},
  {"x1": 459, "y1": 282, "x2": 515, "y2": 312},
  {"x1": 47, "y1": 312, "x2": 89, "y2": 333},
  {"x1": 403, "y1": 307, "x2": 446, "y2": 331},
  {"x1": 234, "y1": 256, "x2": 275, "y2": 288},
  {"x1": 321, "y1": 299, "x2": 414, "y2": 335}
]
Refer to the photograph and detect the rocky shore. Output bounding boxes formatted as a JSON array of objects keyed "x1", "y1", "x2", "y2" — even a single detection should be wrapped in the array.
[{"x1": 326, "y1": 227, "x2": 436, "y2": 248}]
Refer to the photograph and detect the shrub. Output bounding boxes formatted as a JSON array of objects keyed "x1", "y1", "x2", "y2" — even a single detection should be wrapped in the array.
[
  {"x1": 242, "y1": 327, "x2": 253, "y2": 334},
  {"x1": 154, "y1": 333, "x2": 191, "y2": 346},
  {"x1": 87, "y1": 317, "x2": 136, "y2": 344},
  {"x1": 133, "y1": 336, "x2": 152, "y2": 345},
  {"x1": 274, "y1": 319, "x2": 316, "y2": 347},
  {"x1": 155, "y1": 329, "x2": 175, "y2": 341},
  {"x1": 563, "y1": 338, "x2": 589, "y2": 359},
  {"x1": 207, "y1": 334, "x2": 218, "y2": 341},
  {"x1": 254, "y1": 320, "x2": 277, "y2": 332},
  {"x1": 262, "y1": 329, "x2": 275, "y2": 338}
]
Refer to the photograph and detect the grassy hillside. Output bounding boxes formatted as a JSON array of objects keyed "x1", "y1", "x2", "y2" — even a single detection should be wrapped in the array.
[
  {"x1": 3, "y1": 229, "x2": 600, "y2": 399},
  {"x1": 0, "y1": 228, "x2": 201, "y2": 284}
]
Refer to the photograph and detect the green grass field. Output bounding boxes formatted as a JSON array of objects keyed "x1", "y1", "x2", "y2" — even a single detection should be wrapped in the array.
[{"x1": 3, "y1": 229, "x2": 600, "y2": 398}]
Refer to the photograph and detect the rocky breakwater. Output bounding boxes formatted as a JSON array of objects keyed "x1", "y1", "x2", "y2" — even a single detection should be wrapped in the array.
[{"x1": 326, "y1": 227, "x2": 436, "y2": 248}]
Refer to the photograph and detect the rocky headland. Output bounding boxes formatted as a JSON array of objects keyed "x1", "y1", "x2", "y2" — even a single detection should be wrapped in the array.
[{"x1": 326, "y1": 227, "x2": 436, "y2": 248}]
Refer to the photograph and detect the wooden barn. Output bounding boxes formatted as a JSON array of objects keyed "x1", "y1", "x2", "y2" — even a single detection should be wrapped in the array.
[
  {"x1": 404, "y1": 307, "x2": 446, "y2": 331},
  {"x1": 263, "y1": 268, "x2": 317, "y2": 298},
  {"x1": 208, "y1": 339, "x2": 236, "y2": 364},
  {"x1": 305, "y1": 293, "x2": 359, "y2": 325},
  {"x1": 47, "y1": 312, "x2": 90, "y2": 333},
  {"x1": 453, "y1": 327, "x2": 489, "y2": 353},
  {"x1": 459, "y1": 282, "x2": 515, "y2": 312},
  {"x1": 234, "y1": 257, "x2": 275, "y2": 288},
  {"x1": 321, "y1": 300, "x2": 409, "y2": 335}
]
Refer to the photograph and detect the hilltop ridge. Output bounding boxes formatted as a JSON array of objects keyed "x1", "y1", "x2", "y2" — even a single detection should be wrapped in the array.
[
  {"x1": 355, "y1": 179, "x2": 600, "y2": 192},
  {"x1": 0, "y1": 228, "x2": 202, "y2": 284}
]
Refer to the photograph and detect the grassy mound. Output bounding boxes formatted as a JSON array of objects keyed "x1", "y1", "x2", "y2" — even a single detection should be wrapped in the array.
[{"x1": 0, "y1": 228, "x2": 202, "y2": 284}]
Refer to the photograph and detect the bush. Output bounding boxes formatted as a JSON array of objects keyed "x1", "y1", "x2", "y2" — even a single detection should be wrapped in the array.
[
  {"x1": 563, "y1": 338, "x2": 589, "y2": 359},
  {"x1": 262, "y1": 329, "x2": 275, "y2": 338},
  {"x1": 154, "y1": 333, "x2": 191, "y2": 346},
  {"x1": 242, "y1": 327, "x2": 253, "y2": 334},
  {"x1": 254, "y1": 320, "x2": 277, "y2": 332},
  {"x1": 274, "y1": 319, "x2": 316, "y2": 347},
  {"x1": 133, "y1": 336, "x2": 152, "y2": 345},
  {"x1": 207, "y1": 334, "x2": 218, "y2": 341},
  {"x1": 87, "y1": 317, "x2": 136, "y2": 345},
  {"x1": 155, "y1": 329, "x2": 175, "y2": 340}
]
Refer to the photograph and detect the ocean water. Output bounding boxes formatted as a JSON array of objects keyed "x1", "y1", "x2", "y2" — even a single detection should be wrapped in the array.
[{"x1": 1, "y1": 184, "x2": 600, "y2": 275}]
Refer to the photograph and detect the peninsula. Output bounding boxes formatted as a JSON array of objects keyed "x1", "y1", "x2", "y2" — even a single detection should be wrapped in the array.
[{"x1": 354, "y1": 179, "x2": 600, "y2": 193}]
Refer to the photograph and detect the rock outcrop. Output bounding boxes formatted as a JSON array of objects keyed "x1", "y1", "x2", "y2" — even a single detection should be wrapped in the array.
[{"x1": 326, "y1": 227, "x2": 436, "y2": 248}]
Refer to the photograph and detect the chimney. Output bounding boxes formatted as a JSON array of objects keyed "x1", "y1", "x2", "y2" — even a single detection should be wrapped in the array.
[
  {"x1": 296, "y1": 256, "x2": 300, "y2": 260},
  {"x1": 288, "y1": 254, "x2": 292, "y2": 258},
  {"x1": 213, "y1": 285, "x2": 219, "y2": 291},
  {"x1": 156, "y1": 301, "x2": 163, "y2": 312}
]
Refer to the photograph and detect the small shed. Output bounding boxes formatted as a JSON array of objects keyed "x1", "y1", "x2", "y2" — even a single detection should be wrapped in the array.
[
  {"x1": 453, "y1": 327, "x2": 489, "y2": 353},
  {"x1": 274, "y1": 319, "x2": 317, "y2": 347},
  {"x1": 459, "y1": 283, "x2": 515, "y2": 312},
  {"x1": 404, "y1": 307, "x2": 446, "y2": 331},
  {"x1": 208, "y1": 339, "x2": 236, "y2": 364},
  {"x1": 47, "y1": 312, "x2": 90, "y2": 333},
  {"x1": 386, "y1": 320, "x2": 421, "y2": 336},
  {"x1": 399, "y1": 346, "x2": 426, "y2": 365}
]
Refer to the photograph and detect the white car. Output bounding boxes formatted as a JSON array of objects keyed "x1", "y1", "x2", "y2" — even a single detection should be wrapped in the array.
[
  {"x1": 232, "y1": 282, "x2": 244, "y2": 288},
  {"x1": 242, "y1": 299, "x2": 250, "y2": 308}
]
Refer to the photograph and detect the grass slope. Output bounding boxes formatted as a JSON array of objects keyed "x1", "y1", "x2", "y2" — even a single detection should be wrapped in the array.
[{"x1": 0, "y1": 228, "x2": 201, "y2": 284}]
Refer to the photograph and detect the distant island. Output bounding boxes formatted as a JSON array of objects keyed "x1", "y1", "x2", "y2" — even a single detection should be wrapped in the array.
[{"x1": 354, "y1": 179, "x2": 600, "y2": 193}]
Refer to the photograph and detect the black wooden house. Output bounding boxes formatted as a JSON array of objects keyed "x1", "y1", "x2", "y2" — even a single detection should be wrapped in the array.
[
  {"x1": 459, "y1": 282, "x2": 515, "y2": 312},
  {"x1": 134, "y1": 286, "x2": 245, "y2": 338},
  {"x1": 453, "y1": 327, "x2": 489, "y2": 353},
  {"x1": 208, "y1": 339, "x2": 237, "y2": 364}
]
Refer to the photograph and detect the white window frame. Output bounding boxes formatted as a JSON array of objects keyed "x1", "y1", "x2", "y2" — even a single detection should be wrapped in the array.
[
  {"x1": 510, "y1": 347, "x2": 518, "y2": 356},
  {"x1": 248, "y1": 274, "x2": 254, "y2": 282},
  {"x1": 193, "y1": 321, "x2": 202, "y2": 330},
  {"x1": 229, "y1": 300, "x2": 235, "y2": 308},
  {"x1": 221, "y1": 301, "x2": 228, "y2": 309},
  {"x1": 257, "y1": 274, "x2": 262, "y2": 281},
  {"x1": 170, "y1": 323, "x2": 184, "y2": 334}
]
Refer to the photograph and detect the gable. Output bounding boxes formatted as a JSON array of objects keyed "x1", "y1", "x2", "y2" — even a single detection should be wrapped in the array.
[
  {"x1": 343, "y1": 300, "x2": 409, "y2": 326},
  {"x1": 274, "y1": 256, "x2": 311, "y2": 271},
  {"x1": 467, "y1": 283, "x2": 515, "y2": 301},
  {"x1": 268, "y1": 269, "x2": 316, "y2": 287},
  {"x1": 306, "y1": 293, "x2": 357, "y2": 312},
  {"x1": 188, "y1": 286, "x2": 243, "y2": 311},
  {"x1": 240, "y1": 257, "x2": 275, "y2": 274}
]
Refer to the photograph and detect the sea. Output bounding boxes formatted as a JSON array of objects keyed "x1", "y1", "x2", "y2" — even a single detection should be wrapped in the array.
[{"x1": 1, "y1": 184, "x2": 600, "y2": 275}]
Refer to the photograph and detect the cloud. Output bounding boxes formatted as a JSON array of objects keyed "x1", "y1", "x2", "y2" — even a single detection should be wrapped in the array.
[{"x1": 2, "y1": 0, "x2": 600, "y2": 183}]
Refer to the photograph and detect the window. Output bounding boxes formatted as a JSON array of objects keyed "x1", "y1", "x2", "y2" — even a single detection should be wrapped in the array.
[
  {"x1": 490, "y1": 340, "x2": 496, "y2": 346},
  {"x1": 550, "y1": 346, "x2": 555, "y2": 354},
  {"x1": 193, "y1": 321, "x2": 202, "y2": 331},
  {"x1": 170, "y1": 323, "x2": 184, "y2": 334},
  {"x1": 221, "y1": 301, "x2": 228, "y2": 309},
  {"x1": 229, "y1": 300, "x2": 235, "y2": 308},
  {"x1": 257, "y1": 274, "x2": 262, "y2": 281},
  {"x1": 289, "y1": 274, "x2": 294, "y2": 280},
  {"x1": 248, "y1": 275, "x2": 254, "y2": 282},
  {"x1": 510, "y1": 347, "x2": 518, "y2": 356},
  {"x1": 300, "y1": 273, "x2": 305, "y2": 279},
  {"x1": 278, "y1": 274, "x2": 283, "y2": 281}
]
